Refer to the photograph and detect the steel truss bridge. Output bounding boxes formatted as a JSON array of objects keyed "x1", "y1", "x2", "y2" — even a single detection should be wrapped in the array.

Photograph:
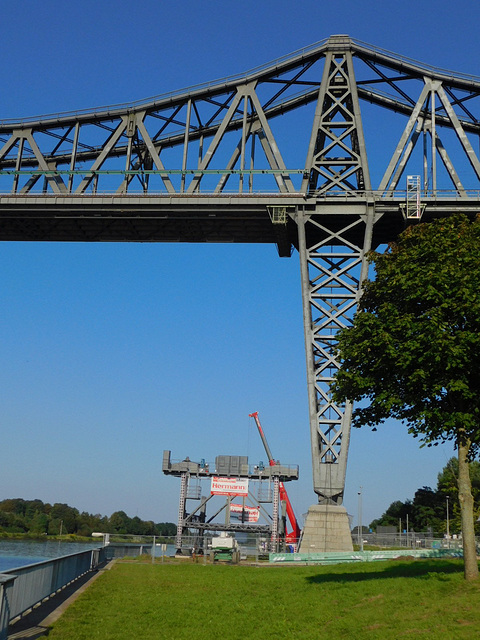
[{"x1": 2, "y1": 34, "x2": 480, "y2": 509}]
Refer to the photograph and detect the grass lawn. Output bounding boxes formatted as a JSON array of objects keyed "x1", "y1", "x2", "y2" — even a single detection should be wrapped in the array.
[{"x1": 46, "y1": 558, "x2": 480, "y2": 639}]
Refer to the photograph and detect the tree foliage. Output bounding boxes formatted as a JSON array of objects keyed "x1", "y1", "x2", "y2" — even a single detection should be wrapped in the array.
[
  {"x1": 0, "y1": 498, "x2": 175, "y2": 538},
  {"x1": 333, "y1": 213, "x2": 480, "y2": 451},
  {"x1": 332, "y1": 213, "x2": 480, "y2": 579}
]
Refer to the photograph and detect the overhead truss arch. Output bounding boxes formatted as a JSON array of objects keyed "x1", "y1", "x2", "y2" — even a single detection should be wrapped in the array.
[{"x1": 2, "y1": 35, "x2": 480, "y2": 197}]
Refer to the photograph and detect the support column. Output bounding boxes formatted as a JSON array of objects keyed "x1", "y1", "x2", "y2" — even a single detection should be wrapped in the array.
[
  {"x1": 271, "y1": 476, "x2": 279, "y2": 552},
  {"x1": 0, "y1": 574, "x2": 16, "y2": 640},
  {"x1": 175, "y1": 471, "x2": 188, "y2": 554},
  {"x1": 297, "y1": 36, "x2": 377, "y2": 552},
  {"x1": 297, "y1": 204, "x2": 376, "y2": 552}
]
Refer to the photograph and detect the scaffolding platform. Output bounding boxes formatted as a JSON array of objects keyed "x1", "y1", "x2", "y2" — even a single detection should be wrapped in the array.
[{"x1": 162, "y1": 450, "x2": 299, "y2": 481}]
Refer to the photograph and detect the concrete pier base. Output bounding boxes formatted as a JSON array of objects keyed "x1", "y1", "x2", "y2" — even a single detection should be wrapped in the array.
[{"x1": 299, "y1": 504, "x2": 353, "y2": 553}]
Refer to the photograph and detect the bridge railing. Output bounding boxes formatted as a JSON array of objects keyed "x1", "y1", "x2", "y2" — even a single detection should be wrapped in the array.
[
  {"x1": 0, "y1": 547, "x2": 106, "y2": 639},
  {"x1": 1, "y1": 173, "x2": 480, "y2": 200}
]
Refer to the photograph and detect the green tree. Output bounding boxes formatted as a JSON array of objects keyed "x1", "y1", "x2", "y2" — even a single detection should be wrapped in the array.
[
  {"x1": 155, "y1": 522, "x2": 176, "y2": 537},
  {"x1": 24, "y1": 500, "x2": 46, "y2": 524},
  {"x1": 108, "y1": 511, "x2": 131, "y2": 534},
  {"x1": 153, "y1": 522, "x2": 176, "y2": 538},
  {"x1": 411, "y1": 487, "x2": 443, "y2": 532},
  {"x1": 369, "y1": 499, "x2": 412, "y2": 530},
  {"x1": 332, "y1": 214, "x2": 480, "y2": 580},
  {"x1": 437, "y1": 457, "x2": 480, "y2": 535},
  {"x1": 0, "y1": 498, "x2": 27, "y2": 516},
  {"x1": 76, "y1": 511, "x2": 108, "y2": 536},
  {"x1": 50, "y1": 503, "x2": 79, "y2": 534},
  {"x1": 29, "y1": 510, "x2": 49, "y2": 534}
]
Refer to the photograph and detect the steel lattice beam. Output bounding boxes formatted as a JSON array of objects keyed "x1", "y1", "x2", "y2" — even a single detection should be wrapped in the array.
[{"x1": 3, "y1": 35, "x2": 480, "y2": 198}]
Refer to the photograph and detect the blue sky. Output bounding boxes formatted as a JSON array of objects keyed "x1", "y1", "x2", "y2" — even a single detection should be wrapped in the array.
[{"x1": 1, "y1": 0, "x2": 475, "y2": 528}]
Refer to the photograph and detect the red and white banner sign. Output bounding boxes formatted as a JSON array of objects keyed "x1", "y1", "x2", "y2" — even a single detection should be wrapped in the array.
[
  {"x1": 229, "y1": 503, "x2": 260, "y2": 522},
  {"x1": 210, "y1": 476, "x2": 249, "y2": 497}
]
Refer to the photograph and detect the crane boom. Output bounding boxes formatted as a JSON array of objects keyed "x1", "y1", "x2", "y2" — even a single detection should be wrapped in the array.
[
  {"x1": 249, "y1": 411, "x2": 275, "y2": 465},
  {"x1": 249, "y1": 412, "x2": 301, "y2": 543}
]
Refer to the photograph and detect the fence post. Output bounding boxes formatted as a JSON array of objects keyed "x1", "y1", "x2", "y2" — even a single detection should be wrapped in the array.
[{"x1": 0, "y1": 574, "x2": 17, "y2": 640}]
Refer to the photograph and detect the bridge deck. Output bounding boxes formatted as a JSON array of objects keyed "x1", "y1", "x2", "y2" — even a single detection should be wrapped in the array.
[{"x1": 1, "y1": 195, "x2": 478, "y2": 252}]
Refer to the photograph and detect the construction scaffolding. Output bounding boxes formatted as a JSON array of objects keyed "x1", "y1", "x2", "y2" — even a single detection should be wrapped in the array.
[{"x1": 162, "y1": 450, "x2": 299, "y2": 554}]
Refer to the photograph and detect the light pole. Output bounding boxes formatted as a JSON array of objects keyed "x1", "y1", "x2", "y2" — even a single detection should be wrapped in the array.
[
  {"x1": 358, "y1": 487, "x2": 363, "y2": 552},
  {"x1": 446, "y1": 495, "x2": 450, "y2": 548}
]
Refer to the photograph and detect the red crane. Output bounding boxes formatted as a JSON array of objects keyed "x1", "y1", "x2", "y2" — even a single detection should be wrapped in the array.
[{"x1": 249, "y1": 411, "x2": 301, "y2": 544}]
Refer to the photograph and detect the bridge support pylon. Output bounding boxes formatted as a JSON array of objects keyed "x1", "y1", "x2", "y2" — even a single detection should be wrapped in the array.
[
  {"x1": 297, "y1": 203, "x2": 376, "y2": 552},
  {"x1": 296, "y1": 38, "x2": 377, "y2": 552}
]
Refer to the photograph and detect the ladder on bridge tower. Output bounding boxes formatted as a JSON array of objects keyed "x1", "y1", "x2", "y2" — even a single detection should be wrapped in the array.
[
  {"x1": 405, "y1": 175, "x2": 425, "y2": 219},
  {"x1": 175, "y1": 471, "x2": 188, "y2": 552}
]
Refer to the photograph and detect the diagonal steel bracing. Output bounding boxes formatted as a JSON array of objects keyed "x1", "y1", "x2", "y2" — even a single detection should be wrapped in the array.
[
  {"x1": 302, "y1": 46, "x2": 371, "y2": 195},
  {"x1": 379, "y1": 78, "x2": 480, "y2": 195}
]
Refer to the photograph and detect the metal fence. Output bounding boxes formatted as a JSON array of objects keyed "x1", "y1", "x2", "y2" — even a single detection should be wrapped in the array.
[
  {"x1": 174, "y1": 533, "x2": 273, "y2": 561},
  {"x1": 358, "y1": 532, "x2": 468, "y2": 550},
  {"x1": 0, "y1": 547, "x2": 106, "y2": 640},
  {"x1": 104, "y1": 543, "x2": 156, "y2": 559},
  {"x1": 101, "y1": 536, "x2": 271, "y2": 562},
  {"x1": 104, "y1": 532, "x2": 475, "y2": 558}
]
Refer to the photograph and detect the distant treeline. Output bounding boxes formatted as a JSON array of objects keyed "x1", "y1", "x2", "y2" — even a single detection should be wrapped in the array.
[
  {"x1": 0, "y1": 498, "x2": 176, "y2": 538},
  {"x1": 369, "y1": 457, "x2": 480, "y2": 534}
]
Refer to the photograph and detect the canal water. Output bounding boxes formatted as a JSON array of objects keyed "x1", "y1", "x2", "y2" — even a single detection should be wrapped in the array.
[
  {"x1": 0, "y1": 540, "x2": 101, "y2": 571},
  {"x1": 0, "y1": 540, "x2": 177, "y2": 571}
]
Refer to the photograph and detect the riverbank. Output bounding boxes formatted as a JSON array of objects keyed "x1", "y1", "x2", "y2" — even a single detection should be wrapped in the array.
[
  {"x1": 0, "y1": 532, "x2": 174, "y2": 544},
  {"x1": 0, "y1": 532, "x2": 92, "y2": 542}
]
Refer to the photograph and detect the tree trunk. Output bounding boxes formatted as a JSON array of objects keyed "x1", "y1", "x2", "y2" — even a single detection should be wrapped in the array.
[{"x1": 457, "y1": 439, "x2": 479, "y2": 581}]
